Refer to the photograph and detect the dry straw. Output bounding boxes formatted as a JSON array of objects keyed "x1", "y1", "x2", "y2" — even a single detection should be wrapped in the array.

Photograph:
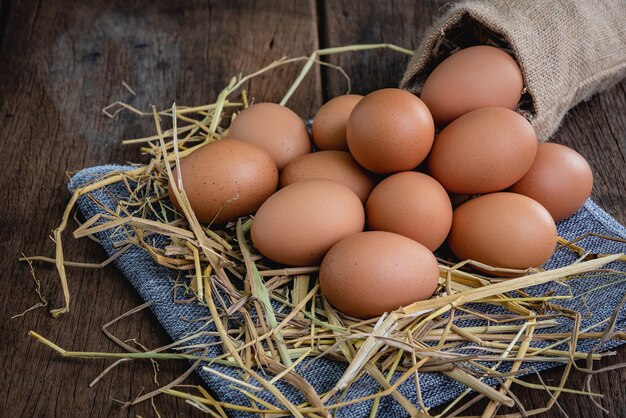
[{"x1": 23, "y1": 44, "x2": 626, "y2": 417}]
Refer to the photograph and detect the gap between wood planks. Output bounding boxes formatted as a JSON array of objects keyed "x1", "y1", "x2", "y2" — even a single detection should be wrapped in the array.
[
  {"x1": 0, "y1": 0, "x2": 12, "y2": 53},
  {"x1": 315, "y1": 0, "x2": 332, "y2": 102}
]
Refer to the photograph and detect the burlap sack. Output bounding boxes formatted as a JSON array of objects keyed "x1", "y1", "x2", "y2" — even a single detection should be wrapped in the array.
[{"x1": 400, "y1": 0, "x2": 626, "y2": 141}]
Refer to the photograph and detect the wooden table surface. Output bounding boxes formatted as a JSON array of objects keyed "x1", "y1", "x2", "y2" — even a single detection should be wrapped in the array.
[{"x1": 1, "y1": 1, "x2": 624, "y2": 417}]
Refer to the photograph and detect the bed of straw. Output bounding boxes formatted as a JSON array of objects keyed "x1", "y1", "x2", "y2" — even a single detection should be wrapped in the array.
[{"x1": 22, "y1": 44, "x2": 626, "y2": 418}]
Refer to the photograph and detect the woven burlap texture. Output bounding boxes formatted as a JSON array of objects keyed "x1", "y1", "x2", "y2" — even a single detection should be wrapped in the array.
[{"x1": 400, "y1": 0, "x2": 626, "y2": 141}]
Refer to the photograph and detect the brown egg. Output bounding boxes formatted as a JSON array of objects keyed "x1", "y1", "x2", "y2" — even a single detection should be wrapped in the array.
[
  {"x1": 428, "y1": 107, "x2": 537, "y2": 194},
  {"x1": 366, "y1": 172, "x2": 452, "y2": 251},
  {"x1": 280, "y1": 151, "x2": 377, "y2": 203},
  {"x1": 312, "y1": 94, "x2": 363, "y2": 151},
  {"x1": 511, "y1": 143, "x2": 593, "y2": 221},
  {"x1": 168, "y1": 139, "x2": 278, "y2": 224},
  {"x1": 319, "y1": 231, "x2": 440, "y2": 319},
  {"x1": 421, "y1": 45, "x2": 523, "y2": 126},
  {"x1": 346, "y1": 88, "x2": 435, "y2": 174},
  {"x1": 448, "y1": 193, "x2": 557, "y2": 269},
  {"x1": 227, "y1": 103, "x2": 311, "y2": 170},
  {"x1": 251, "y1": 179, "x2": 364, "y2": 266}
]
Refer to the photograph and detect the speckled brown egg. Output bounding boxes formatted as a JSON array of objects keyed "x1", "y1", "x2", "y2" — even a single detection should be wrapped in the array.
[
  {"x1": 227, "y1": 103, "x2": 311, "y2": 170},
  {"x1": 448, "y1": 192, "x2": 557, "y2": 269},
  {"x1": 251, "y1": 179, "x2": 364, "y2": 266},
  {"x1": 280, "y1": 151, "x2": 377, "y2": 203},
  {"x1": 366, "y1": 172, "x2": 452, "y2": 251},
  {"x1": 428, "y1": 107, "x2": 537, "y2": 195},
  {"x1": 319, "y1": 231, "x2": 440, "y2": 319},
  {"x1": 312, "y1": 94, "x2": 363, "y2": 151},
  {"x1": 511, "y1": 143, "x2": 593, "y2": 221},
  {"x1": 168, "y1": 139, "x2": 278, "y2": 224},
  {"x1": 421, "y1": 45, "x2": 524, "y2": 126},
  {"x1": 346, "y1": 88, "x2": 435, "y2": 174}
]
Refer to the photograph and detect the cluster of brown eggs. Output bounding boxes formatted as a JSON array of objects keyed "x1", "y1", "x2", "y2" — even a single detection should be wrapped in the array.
[{"x1": 169, "y1": 46, "x2": 593, "y2": 318}]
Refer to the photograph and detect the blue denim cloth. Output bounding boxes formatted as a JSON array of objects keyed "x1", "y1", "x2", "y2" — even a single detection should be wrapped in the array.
[{"x1": 70, "y1": 165, "x2": 626, "y2": 417}]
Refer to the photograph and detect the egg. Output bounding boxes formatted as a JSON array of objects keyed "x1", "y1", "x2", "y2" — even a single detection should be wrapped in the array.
[
  {"x1": 251, "y1": 179, "x2": 364, "y2": 266},
  {"x1": 319, "y1": 231, "x2": 440, "y2": 319},
  {"x1": 168, "y1": 139, "x2": 278, "y2": 224},
  {"x1": 421, "y1": 45, "x2": 524, "y2": 126},
  {"x1": 511, "y1": 143, "x2": 593, "y2": 221},
  {"x1": 227, "y1": 103, "x2": 311, "y2": 170},
  {"x1": 280, "y1": 151, "x2": 377, "y2": 203},
  {"x1": 448, "y1": 192, "x2": 557, "y2": 270},
  {"x1": 366, "y1": 172, "x2": 452, "y2": 251},
  {"x1": 346, "y1": 88, "x2": 435, "y2": 174},
  {"x1": 312, "y1": 94, "x2": 363, "y2": 151},
  {"x1": 428, "y1": 107, "x2": 537, "y2": 194}
]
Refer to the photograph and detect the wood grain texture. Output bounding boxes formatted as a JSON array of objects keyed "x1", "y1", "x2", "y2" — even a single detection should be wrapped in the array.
[
  {"x1": 1, "y1": 0, "x2": 624, "y2": 417},
  {"x1": 0, "y1": 1, "x2": 319, "y2": 417},
  {"x1": 317, "y1": 0, "x2": 439, "y2": 101}
]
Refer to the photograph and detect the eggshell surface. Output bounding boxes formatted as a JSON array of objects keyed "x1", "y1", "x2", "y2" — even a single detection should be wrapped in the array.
[
  {"x1": 251, "y1": 179, "x2": 364, "y2": 266},
  {"x1": 346, "y1": 88, "x2": 435, "y2": 174},
  {"x1": 312, "y1": 95, "x2": 363, "y2": 151},
  {"x1": 280, "y1": 151, "x2": 377, "y2": 203},
  {"x1": 428, "y1": 107, "x2": 537, "y2": 194},
  {"x1": 227, "y1": 103, "x2": 311, "y2": 170},
  {"x1": 319, "y1": 231, "x2": 440, "y2": 319},
  {"x1": 511, "y1": 143, "x2": 593, "y2": 221},
  {"x1": 421, "y1": 45, "x2": 524, "y2": 126},
  {"x1": 168, "y1": 139, "x2": 278, "y2": 224},
  {"x1": 366, "y1": 172, "x2": 452, "y2": 250},
  {"x1": 448, "y1": 192, "x2": 557, "y2": 269}
]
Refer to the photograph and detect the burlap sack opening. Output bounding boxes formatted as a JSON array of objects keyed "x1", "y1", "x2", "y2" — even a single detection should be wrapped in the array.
[{"x1": 400, "y1": 0, "x2": 626, "y2": 141}]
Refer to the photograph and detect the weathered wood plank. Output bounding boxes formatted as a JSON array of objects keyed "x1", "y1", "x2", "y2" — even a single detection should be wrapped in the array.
[
  {"x1": 0, "y1": 1, "x2": 320, "y2": 417},
  {"x1": 317, "y1": 0, "x2": 436, "y2": 100}
]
